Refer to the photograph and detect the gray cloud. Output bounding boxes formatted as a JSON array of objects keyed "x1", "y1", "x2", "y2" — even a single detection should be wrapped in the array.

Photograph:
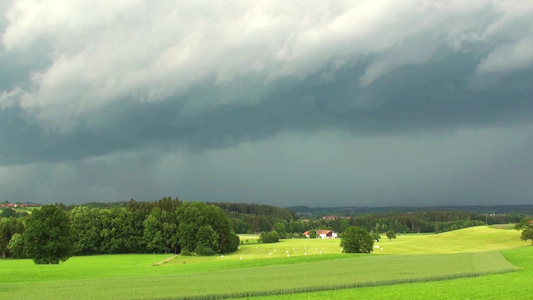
[
  {"x1": 2, "y1": 52, "x2": 532, "y2": 165},
  {"x1": 1, "y1": 1, "x2": 533, "y2": 206}
]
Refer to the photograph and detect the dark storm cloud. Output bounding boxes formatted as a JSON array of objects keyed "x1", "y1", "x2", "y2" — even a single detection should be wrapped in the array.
[
  {"x1": 1, "y1": 1, "x2": 533, "y2": 206},
  {"x1": 1, "y1": 52, "x2": 532, "y2": 166}
]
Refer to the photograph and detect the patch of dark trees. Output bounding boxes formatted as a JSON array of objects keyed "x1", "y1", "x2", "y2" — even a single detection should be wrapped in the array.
[
  {"x1": 224, "y1": 207, "x2": 527, "y2": 235},
  {"x1": 301, "y1": 211, "x2": 526, "y2": 235},
  {"x1": 0, "y1": 198, "x2": 240, "y2": 260}
]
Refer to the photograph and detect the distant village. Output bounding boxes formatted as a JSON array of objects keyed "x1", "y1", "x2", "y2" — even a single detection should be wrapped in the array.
[{"x1": 0, "y1": 201, "x2": 40, "y2": 208}]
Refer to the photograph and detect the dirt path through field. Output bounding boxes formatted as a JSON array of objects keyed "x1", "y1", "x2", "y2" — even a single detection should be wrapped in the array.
[{"x1": 153, "y1": 255, "x2": 177, "y2": 266}]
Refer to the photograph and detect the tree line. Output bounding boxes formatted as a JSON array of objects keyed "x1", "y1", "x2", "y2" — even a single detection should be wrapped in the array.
[
  {"x1": 0, "y1": 198, "x2": 240, "y2": 263},
  {"x1": 1, "y1": 198, "x2": 529, "y2": 262},
  {"x1": 306, "y1": 211, "x2": 525, "y2": 235}
]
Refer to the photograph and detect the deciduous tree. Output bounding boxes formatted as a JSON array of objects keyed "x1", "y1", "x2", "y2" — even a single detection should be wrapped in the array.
[
  {"x1": 273, "y1": 222, "x2": 287, "y2": 239},
  {"x1": 0, "y1": 207, "x2": 16, "y2": 218},
  {"x1": 7, "y1": 233, "x2": 25, "y2": 258},
  {"x1": 177, "y1": 202, "x2": 239, "y2": 254},
  {"x1": 515, "y1": 217, "x2": 533, "y2": 245},
  {"x1": 70, "y1": 206, "x2": 102, "y2": 255},
  {"x1": 195, "y1": 225, "x2": 218, "y2": 255},
  {"x1": 259, "y1": 230, "x2": 280, "y2": 243},
  {"x1": 143, "y1": 207, "x2": 166, "y2": 253},
  {"x1": 340, "y1": 226, "x2": 373, "y2": 253},
  {"x1": 0, "y1": 218, "x2": 25, "y2": 258},
  {"x1": 386, "y1": 230, "x2": 397, "y2": 241},
  {"x1": 24, "y1": 205, "x2": 73, "y2": 264}
]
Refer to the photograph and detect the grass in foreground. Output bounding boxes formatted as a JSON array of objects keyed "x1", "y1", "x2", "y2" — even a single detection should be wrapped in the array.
[
  {"x1": 0, "y1": 226, "x2": 528, "y2": 299},
  {"x1": 0, "y1": 251, "x2": 517, "y2": 299},
  {"x1": 253, "y1": 246, "x2": 533, "y2": 300},
  {"x1": 0, "y1": 254, "x2": 174, "y2": 283}
]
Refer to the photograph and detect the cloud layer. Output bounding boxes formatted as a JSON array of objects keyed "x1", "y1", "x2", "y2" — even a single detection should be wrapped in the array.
[{"x1": 1, "y1": 1, "x2": 532, "y2": 206}]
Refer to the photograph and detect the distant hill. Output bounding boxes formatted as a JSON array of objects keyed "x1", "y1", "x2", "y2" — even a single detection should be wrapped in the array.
[{"x1": 287, "y1": 205, "x2": 533, "y2": 216}]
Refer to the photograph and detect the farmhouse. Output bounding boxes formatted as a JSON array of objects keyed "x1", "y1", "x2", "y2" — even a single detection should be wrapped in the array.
[
  {"x1": 303, "y1": 230, "x2": 338, "y2": 239},
  {"x1": 316, "y1": 230, "x2": 337, "y2": 239}
]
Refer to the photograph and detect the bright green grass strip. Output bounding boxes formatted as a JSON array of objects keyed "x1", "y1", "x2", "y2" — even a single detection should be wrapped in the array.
[
  {"x1": 0, "y1": 254, "x2": 173, "y2": 283},
  {"x1": 489, "y1": 223, "x2": 516, "y2": 230},
  {"x1": 251, "y1": 246, "x2": 533, "y2": 300},
  {"x1": 0, "y1": 251, "x2": 349, "y2": 284},
  {"x1": 0, "y1": 251, "x2": 517, "y2": 300},
  {"x1": 1, "y1": 226, "x2": 518, "y2": 284},
  {"x1": 375, "y1": 226, "x2": 529, "y2": 255}
]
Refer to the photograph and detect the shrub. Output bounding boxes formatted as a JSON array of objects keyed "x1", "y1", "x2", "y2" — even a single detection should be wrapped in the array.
[
  {"x1": 259, "y1": 230, "x2": 280, "y2": 243},
  {"x1": 7, "y1": 233, "x2": 26, "y2": 258},
  {"x1": 195, "y1": 245, "x2": 215, "y2": 256},
  {"x1": 180, "y1": 249, "x2": 193, "y2": 256}
]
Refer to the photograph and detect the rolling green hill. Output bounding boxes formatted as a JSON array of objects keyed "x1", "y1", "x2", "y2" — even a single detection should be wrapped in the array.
[
  {"x1": 0, "y1": 226, "x2": 529, "y2": 299},
  {"x1": 375, "y1": 226, "x2": 529, "y2": 255}
]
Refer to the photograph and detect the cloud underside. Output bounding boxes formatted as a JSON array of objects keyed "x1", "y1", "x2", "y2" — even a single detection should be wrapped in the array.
[
  {"x1": 1, "y1": 53, "x2": 532, "y2": 165},
  {"x1": 0, "y1": 1, "x2": 532, "y2": 206}
]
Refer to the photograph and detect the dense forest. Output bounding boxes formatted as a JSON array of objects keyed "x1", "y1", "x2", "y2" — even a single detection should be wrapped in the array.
[
  {"x1": 0, "y1": 198, "x2": 240, "y2": 260},
  {"x1": 0, "y1": 198, "x2": 529, "y2": 260}
]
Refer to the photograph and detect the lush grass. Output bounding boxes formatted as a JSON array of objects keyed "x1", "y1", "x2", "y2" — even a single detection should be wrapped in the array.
[
  {"x1": 0, "y1": 254, "x2": 174, "y2": 283},
  {"x1": 489, "y1": 223, "x2": 516, "y2": 230},
  {"x1": 238, "y1": 234, "x2": 260, "y2": 242},
  {"x1": 253, "y1": 246, "x2": 533, "y2": 300},
  {"x1": 0, "y1": 251, "x2": 517, "y2": 299},
  {"x1": 374, "y1": 226, "x2": 529, "y2": 254},
  {"x1": 0, "y1": 226, "x2": 529, "y2": 299}
]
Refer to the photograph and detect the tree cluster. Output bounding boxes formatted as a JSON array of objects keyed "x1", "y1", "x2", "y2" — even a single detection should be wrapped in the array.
[
  {"x1": 0, "y1": 207, "x2": 29, "y2": 218},
  {"x1": 176, "y1": 202, "x2": 239, "y2": 255},
  {"x1": 342, "y1": 211, "x2": 498, "y2": 234},
  {"x1": 258, "y1": 231, "x2": 281, "y2": 243},
  {"x1": 1, "y1": 198, "x2": 240, "y2": 264},
  {"x1": 0, "y1": 217, "x2": 25, "y2": 258},
  {"x1": 221, "y1": 203, "x2": 299, "y2": 234}
]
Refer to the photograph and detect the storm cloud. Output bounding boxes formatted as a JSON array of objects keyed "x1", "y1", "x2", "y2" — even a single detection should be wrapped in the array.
[{"x1": 1, "y1": 1, "x2": 532, "y2": 207}]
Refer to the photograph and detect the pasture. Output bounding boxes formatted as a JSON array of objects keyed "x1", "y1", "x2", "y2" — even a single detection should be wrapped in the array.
[
  {"x1": 256, "y1": 246, "x2": 533, "y2": 299},
  {"x1": 374, "y1": 225, "x2": 528, "y2": 254},
  {"x1": 0, "y1": 226, "x2": 530, "y2": 299}
]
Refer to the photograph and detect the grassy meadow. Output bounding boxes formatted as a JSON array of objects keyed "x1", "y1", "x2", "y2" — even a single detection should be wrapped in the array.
[
  {"x1": 0, "y1": 226, "x2": 531, "y2": 299},
  {"x1": 253, "y1": 246, "x2": 533, "y2": 300},
  {"x1": 373, "y1": 225, "x2": 528, "y2": 254}
]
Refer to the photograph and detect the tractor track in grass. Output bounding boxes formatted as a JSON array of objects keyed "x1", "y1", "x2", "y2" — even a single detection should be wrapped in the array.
[{"x1": 153, "y1": 255, "x2": 177, "y2": 266}]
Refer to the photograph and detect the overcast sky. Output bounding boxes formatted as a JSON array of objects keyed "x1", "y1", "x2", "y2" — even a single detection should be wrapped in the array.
[{"x1": 1, "y1": 1, "x2": 533, "y2": 207}]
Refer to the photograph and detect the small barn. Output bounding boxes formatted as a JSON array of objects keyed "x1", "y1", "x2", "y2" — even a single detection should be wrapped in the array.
[
  {"x1": 316, "y1": 230, "x2": 336, "y2": 239},
  {"x1": 302, "y1": 230, "x2": 338, "y2": 238}
]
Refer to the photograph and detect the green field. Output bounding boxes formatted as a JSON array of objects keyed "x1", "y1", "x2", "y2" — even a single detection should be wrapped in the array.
[
  {"x1": 0, "y1": 226, "x2": 530, "y2": 299},
  {"x1": 255, "y1": 247, "x2": 533, "y2": 300},
  {"x1": 373, "y1": 226, "x2": 528, "y2": 254}
]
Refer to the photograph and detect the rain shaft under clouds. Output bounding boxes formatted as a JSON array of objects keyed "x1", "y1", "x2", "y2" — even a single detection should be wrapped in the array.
[{"x1": 1, "y1": 1, "x2": 533, "y2": 207}]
